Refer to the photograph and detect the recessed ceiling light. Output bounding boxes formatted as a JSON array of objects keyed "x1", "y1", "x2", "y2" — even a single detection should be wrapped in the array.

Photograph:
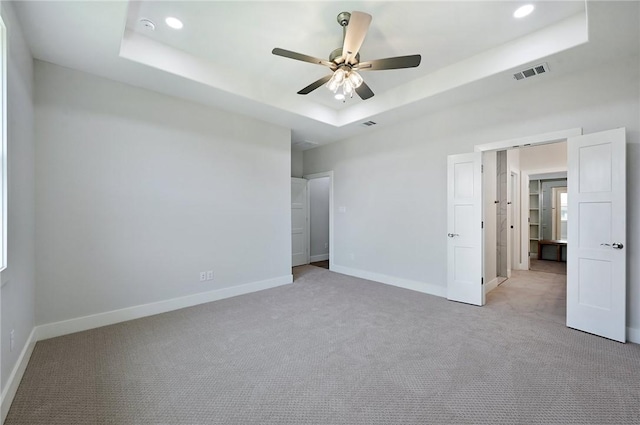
[
  {"x1": 513, "y1": 4, "x2": 534, "y2": 18},
  {"x1": 334, "y1": 93, "x2": 345, "y2": 101},
  {"x1": 165, "y1": 17, "x2": 183, "y2": 29}
]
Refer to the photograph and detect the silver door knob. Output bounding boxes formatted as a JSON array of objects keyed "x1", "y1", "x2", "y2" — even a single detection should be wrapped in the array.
[
  {"x1": 447, "y1": 233, "x2": 459, "y2": 238},
  {"x1": 612, "y1": 243, "x2": 624, "y2": 250}
]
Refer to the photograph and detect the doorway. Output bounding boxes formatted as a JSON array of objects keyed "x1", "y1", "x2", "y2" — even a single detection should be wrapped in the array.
[
  {"x1": 448, "y1": 127, "x2": 628, "y2": 342},
  {"x1": 307, "y1": 176, "x2": 330, "y2": 269},
  {"x1": 295, "y1": 171, "x2": 333, "y2": 271},
  {"x1": 528, "y1": 173, "x2": 568, "y2": 275}
]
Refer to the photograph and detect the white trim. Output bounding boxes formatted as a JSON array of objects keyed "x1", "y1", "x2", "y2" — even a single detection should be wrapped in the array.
[
  {"x1": 309, "y1": 254, "x2": 329, "y2": 262},
  {"x1": 628, "y1": 327, "x2": 640, "y2": 344},
  {"x1": 332, "y1": 264, "x2": 447, "y2": 298},
  {"x1": 36, "y1": 275, "x2": 293, "y2": 341},
  {"x1": 1, "y1": 327, "x2": 37, "y2": 423},
  {"x1": 0, "y1": 15, "x2": 7, "y2": 272},
  {"x1": 510, "y1": 168, "x2": 526, "y2": 271},
  {"x1": 474, "y1": 128, "x2": 582, "y2": 153},
  {"x1": 484, "y1": 277, "x2": 500, "y2": 295},
  {"x1": 303, "y1": 171, "x2": 334, "y2": 271}
]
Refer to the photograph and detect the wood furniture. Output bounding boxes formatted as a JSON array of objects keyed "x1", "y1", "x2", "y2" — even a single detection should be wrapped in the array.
[{"x1": 538, "y1": 239, "x2": 567, "y2": 262}]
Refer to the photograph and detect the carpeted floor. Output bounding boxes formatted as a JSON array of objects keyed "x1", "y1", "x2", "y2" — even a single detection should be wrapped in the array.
[
  {"x1": 530, "y1": 258, "x2": 567, "y2": 275},
  {"x1": 6, "y1": 266, "x2": 640, "y2": 424},
  {"x1": 310, "y1": 260, "x2": 329, "y2": 269}
]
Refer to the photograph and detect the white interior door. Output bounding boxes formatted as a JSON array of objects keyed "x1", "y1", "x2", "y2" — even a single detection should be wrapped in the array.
[
  {"x1": 291, "y1": 178, "x2": 308, "y2": 267},
  {"x1": 447, "y1": 152, "x2": 484, "y2": 305},
  {"x1": 567, "y1": 128, "x2": 626, "y2": 342}
]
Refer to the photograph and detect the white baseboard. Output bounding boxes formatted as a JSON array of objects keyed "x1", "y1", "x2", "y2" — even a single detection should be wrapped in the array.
[
  {"x1": 309, "y1": 254, "x2": 329, "y2": 262},
  {"x1": 331, "y1": 264, "x2": 446, "y2": 298},
  {"x1": 484, "y1": 277, "x2": 500, "y2": 295},
  {"x1": 36, "y1": 274, "x2": 293, "y2": 341},
  {"x1": 1, "y1": 327, "x2": 37, "y2": 423},
  {"x1": 628, "y1": 326, "x2": 640, "y2": 344}
]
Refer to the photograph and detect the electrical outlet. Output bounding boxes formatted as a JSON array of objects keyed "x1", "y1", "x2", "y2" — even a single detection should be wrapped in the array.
[
  {"x1": 206, "y1": 270, "x2": 214, "y2": 280},
  {"x1": 10, "y1": 329, "x2": 14, "y2": 352},
  {"x1": 199, "y1": 272, "x2": 206, "y2": 281}
]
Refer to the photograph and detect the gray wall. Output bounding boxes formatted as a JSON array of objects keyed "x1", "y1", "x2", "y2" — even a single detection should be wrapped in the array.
[
  {"x1": 483, "y1": 151, "x2": 497, "y2": 284},
  {"x1": 291, "y1": 149, "x2": 303, "y2": 178},
  {"x1": 0, "y1": 2, "x2": 36, "y2": 390},
  {"x1": 304, "y1": 56, "x2": 640, "y2": 331},
  {"x1": 35, "y1": 61, "x2": 291, "y2": 325},
  {"x1": 496, "y1": 151, "x2": 508, "y2": 277},
  {"x1": 309, "y1": 177, "x2": 330, "y2": 260}
]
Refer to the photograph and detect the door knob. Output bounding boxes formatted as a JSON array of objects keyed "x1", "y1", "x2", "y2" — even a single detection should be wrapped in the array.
[
  {"x1": 601, "y1": 243, "x2": 624, "y2": 249},
  {"x1": 447, "y1": 233, "x2": 459, "y2": 238}
]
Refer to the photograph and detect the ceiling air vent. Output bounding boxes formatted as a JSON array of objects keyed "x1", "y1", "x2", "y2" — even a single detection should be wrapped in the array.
[
  {"x1": 292, "y1": 140, "x2": 319, "y2": 151},
  {"x1": 362, "y1": 120, "x2": 377, "y2": 127},
  {"x1": 513, "y1": 62, "x2": 550, "y2": 81}
]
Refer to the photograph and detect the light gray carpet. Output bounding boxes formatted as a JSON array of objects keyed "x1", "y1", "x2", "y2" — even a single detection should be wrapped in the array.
[
  {"x1": 310, "y1": 260, "x2": 329, "y2": 269},
  {"x1": 530, "y1": 259, "x2": 567, "y2": 275},
  {"x1": 6, "y1": 266, "x2": 640, "y2": 424}
]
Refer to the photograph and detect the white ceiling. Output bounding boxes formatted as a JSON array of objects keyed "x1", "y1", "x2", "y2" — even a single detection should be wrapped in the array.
[{"x1": 12, "y1": 1, "x2": 640, "y2": 149}]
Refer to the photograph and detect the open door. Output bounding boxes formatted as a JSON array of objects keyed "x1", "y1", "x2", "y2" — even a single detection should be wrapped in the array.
[
  {"x1": 291, "y1": 178, "x2": 308, "y2": 267},
  {"x1": 447, "y1": 152, "x2": 484, "y2": 305},
  {"x1": 567, "y1": 128, "x2": 626, "y2": 342}
]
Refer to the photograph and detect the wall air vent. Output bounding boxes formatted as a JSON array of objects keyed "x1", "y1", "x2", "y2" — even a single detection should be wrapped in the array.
[
  {"x1": 513, "y1": 62, "x2": 550, "y2": 81},
  {"x1": 362, "y1": 121, "x2": 377, "y2": 127}
]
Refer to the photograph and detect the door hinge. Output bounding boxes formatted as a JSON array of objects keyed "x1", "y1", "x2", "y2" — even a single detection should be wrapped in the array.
[
  {"x1": 481, "y1": 164, "x2": 484, "y2": 173},
  {"x1": 481, "y1": 277, "x2": 484, "y2": 285},
  {"x1": 481, "y1": 221, "x2": 484, "y2": 229}
]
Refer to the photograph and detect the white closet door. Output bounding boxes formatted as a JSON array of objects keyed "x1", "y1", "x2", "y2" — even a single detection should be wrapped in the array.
[
  {"x1": 447, "y1": 152, "x2": 484, "y2": 306},
  {"x1": 291, "y1": 178, "x2": 308, "y2": 267}
]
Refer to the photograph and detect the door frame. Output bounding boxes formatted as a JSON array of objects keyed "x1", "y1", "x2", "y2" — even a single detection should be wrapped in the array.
[
  {"x1": 520, "y1": 168, "x2": 567, "y2": 269},
  {"x1": 291, "y1": 177, "x2": 309, "y2": 267},
  {"x1": 473, "y1": 128, "x2": 581, "y2": 295},
  {"x1": 552, "y1": 186, "x2": 568, "y2": 240},
  {"x1": 303, "y1": 171, "x2": 334, "y2": 270},
  {"x1": 508, "y1": 169, "x2": 520, "y2": 273}
]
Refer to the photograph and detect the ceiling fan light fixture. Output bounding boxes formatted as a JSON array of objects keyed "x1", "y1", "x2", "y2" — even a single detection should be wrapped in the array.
[
  {"x1": 343, "y1": 79, "x2": 354, "y2": 97},
  {"x1": 326, "y1": 77, "x2": 340, "y2": 93},
  {"x1": 348, "y1": 71, "x2": 364, "y2": 88}
]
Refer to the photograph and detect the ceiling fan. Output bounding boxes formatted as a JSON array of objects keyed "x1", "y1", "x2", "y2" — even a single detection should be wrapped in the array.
[{"x1": 272, "y1": 11, "x2": 421, "y2": 100}]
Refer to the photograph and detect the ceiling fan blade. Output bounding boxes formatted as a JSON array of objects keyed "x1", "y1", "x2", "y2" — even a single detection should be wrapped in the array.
[
  {"x1": 272, "y1": 48, "x2": 334, "y2": 68},
  {"x1": 355, "y1": 81, "x2": 374, "y2": 100},
  {"x1": 298, "y1": 75, "x2": 333, "y2": 95},
  {"x1": 356, "y1": 54, "x2": 422, "y2": 71},
  {"x1": 342, "y1": 11, "x2": 372, "y2": 65}
]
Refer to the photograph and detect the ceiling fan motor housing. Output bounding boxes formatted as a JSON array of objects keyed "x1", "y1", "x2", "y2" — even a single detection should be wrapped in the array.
[
  {"x1": 337, "y1": 12, "x2": 351, "y2": 27},
  {"x1": 329, "y1": 48, "x2": 359, "y2": 65}
]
